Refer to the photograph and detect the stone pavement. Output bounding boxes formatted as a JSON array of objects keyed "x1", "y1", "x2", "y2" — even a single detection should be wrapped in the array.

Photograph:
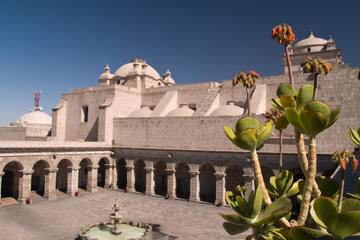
[{"x1": 0, "y1": 190, "x2": 247, "y2": 240}]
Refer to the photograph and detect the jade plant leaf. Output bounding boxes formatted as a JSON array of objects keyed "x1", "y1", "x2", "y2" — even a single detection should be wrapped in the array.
[
  {"x1": 341, "y1": 198, "x2": 360, "y2": 212},
  {"x1": 290, "y1": 227, "x2": 334, "y2": 240},
  {"x1": 251, "y1": 185, "x2": 263, "y2": 219},
  {"x1": 234, "y1": 128, "x2": 258, "y2": 151},
  {"x1": 280, "y1": 95, "x2": 296, "y2": 108},
  {"x1": 224, "y1": 126, "x2": 236, "y2": 141},
  {"x1": 315, "y1": 176, "x2": 339, "y2": 199},
  {"x1": 310, "y1": 197, "x2": 338, "y2": 230},
  {"x1": 276, "y1": 83, "x2": 297, "y2": 98},
  {"x1": 257, "y1": 120, "x2": 273, "y2": 150},
  {"x1": 219, "y1": 213, "x2": 252, "y2": 225},
  {"x1": 271, "y1": 98, "x2": 284, "y2": 111},
  {"x1": 275, "y1": 115, "x2": 289, "y2": 131},
  {"x1": 223, "y1": 222, "x2": 251, "y2": 235},
  {"x1": 256, "y1": 197, "x2": 292, "y2": 224},
  {"x1": 296, "y1": 85, "x2": 314, "y2": 110},
  {"x1": 331, "y1": 210, "x2": 360, "y2": 238},
  {"x1": 349, "y1": 128, "x2": 360, "y2": 146},
  {"x1": 236, "y1": 117, "x2": 264, "y2": 134}
]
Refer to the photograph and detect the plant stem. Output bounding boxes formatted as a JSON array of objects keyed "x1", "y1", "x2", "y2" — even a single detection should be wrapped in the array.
[
  {"x1": 313, "y1": 73, "x2": 319, "y2": 100},
  {"x1": 338, "y1": 169, "x2": 345, "y2": 211},
  {"x1": 294, "y1": 131, "x2": 321, "y2": 197},
  {"x1": 285, "y1": 44, "x2": 294, "y2": 87},
  {"x1": 279, "y1": 130, "x2": 283, "y2": 171},
  {"x1": 246, "y1": 87, "x2": 251, "y2": 116},
  {"x1": 297, "y1": 137, "x2": 317, "y2": 226},
  {"x1": 250, "y1": 150, "x2": 291, "y2": 228}
]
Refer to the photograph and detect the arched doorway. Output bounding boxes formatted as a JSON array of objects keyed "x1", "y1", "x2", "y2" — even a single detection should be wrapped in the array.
[
  {"x1": 199, "y1": 164, "x2": 216, "y2": 203},
  {"x1": 116, "y1": 159, "x2": 127, "y2": 190},
  {"x1": 225, "y1": 166, "x2": 245, "y2": 192},
  {"x1": 1, "y1": 161, "x2": 23, "y2": 199},
  {"x1": 78, "y1": 158, "x2": 92, "y2": 190},
  {"x1": 134, "y1": 160, "x2": 145, "y2": 193},
  {"x1": 97, "y1": 158, "x2": 109, "y2": 188},
  {"x1": 32, "y1": 160, "x2": 50, "y2": 196},
  {"x1": 56, "y1": 159, "x2": 72, "y2": 193},
  {"x1": 175, "y1": 162, "x2": 190, "y2": 200},
  {"x1": 154, "y1": 161, "x2": 167, "y2": 196}
]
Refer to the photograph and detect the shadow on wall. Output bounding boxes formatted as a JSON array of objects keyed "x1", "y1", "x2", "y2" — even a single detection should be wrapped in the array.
[{"x1": 85, "y1": 118, "x2": 98, "y2": 141}]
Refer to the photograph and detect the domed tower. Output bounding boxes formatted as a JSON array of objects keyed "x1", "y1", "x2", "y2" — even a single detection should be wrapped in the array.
[
  {"x1": 98, "y1": 64, "x2": 113, "y2": 86},
  {"x1": 281, "y1": 31, "x2": 342, "y2": 74}
]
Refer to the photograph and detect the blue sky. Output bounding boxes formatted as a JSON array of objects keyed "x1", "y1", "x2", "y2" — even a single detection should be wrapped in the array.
[{"x1": 0, "y1": 0, "x2": 359, "y2": 126}]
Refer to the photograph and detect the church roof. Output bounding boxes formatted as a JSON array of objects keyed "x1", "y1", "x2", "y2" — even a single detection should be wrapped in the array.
[
  {"x1": 114, "y1": 59, "x2": 161, "y2": 79},
  {"x1": 210, "y1": 102, "x2": 244, "y2": 116},
  {"x1": 17, "y1": 110, "x2": 52, "y2": 125}
]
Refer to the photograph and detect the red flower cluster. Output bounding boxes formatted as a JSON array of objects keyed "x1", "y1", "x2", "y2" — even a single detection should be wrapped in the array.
[
  {"x1": 271, "y1": 24, "x2": 295, "y2": 45},
  {"x1": 232, "y1": 71, "x2": 260, "y2": 88},
  {"x1": 301, "y1": 57, "x2": 332, "y2": 75},
  {"x1": 332, "y1": 150, "x2": 358, "y2": 172}
]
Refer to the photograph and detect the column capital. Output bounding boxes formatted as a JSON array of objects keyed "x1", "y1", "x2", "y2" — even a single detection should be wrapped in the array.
[
  {"x1": 0, "y1": 172, "x2": 4, "y2": 177},
  {"x1": 189, "y1": 171, "x2": 199, "y2": 176},
  {"x1": 125, "y1": 166, "x2": 134, "y2": 171},
  {"x1": 165, "y1": 168, "x2": 175, "y2": 174},
  {"x1": 144, "y1": 167, "x2": 154, "y2": 173},
  {"x1": 44, "y1": 168, "x2": 58, "y2": 173},
  {"x1": 18, "y1": 170, "x2": 34, "y2": 175},
  {"x1": 214, "y1": 173, "x2": 226, "y2": 178},
  {"x1": 67, "y1": 167, "x2": 79, "y2": 171}
]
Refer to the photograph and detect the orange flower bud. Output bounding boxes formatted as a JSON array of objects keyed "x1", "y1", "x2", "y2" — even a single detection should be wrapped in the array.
[
  {"x1": 232, "y1": 77, "x2": 237, "y2": 86},
  {"x1": 340, "y1": 158, "x2": 347, "y2": 171},
  {"x1": 352, "y1": 159, "x2": 358, "y2": 173},
  {"x1": 277, "y1": 25, "x2": 282, "y2": 34}
]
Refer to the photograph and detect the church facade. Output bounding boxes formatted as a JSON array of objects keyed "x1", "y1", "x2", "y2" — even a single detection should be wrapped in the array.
[{"x1": 0, "y1": 32, "x2": 359, "y2": 205}]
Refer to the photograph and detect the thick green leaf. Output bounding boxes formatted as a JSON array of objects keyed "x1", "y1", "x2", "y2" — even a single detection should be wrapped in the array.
[
  {"x1": 224, "y1": 126, "x2": 236, "y2": 141},
  {"x1": 252, "y1": 186, "x2": 263, "y2": 219},
  {"x1": 326, "y1": 109, "x2": 340, "y2": 129},
  {"x1": 275, "y1": 115, "x2": 289, "y2": 131},
  {"x1": 296, "y1": 85, "x2": 314, "y2": 110},
  {"x1": 275, "y1": 170, "x2": 293, "y2": 196},
  {"x1": 299, "y1": 111, "x2": 328, "y2": 137},
  {"x1": 257, "y1": 120, "x2": 273, "y2": 150},
  {"x1": 346, "y1": 193, "x2": 360, "y2": 200},
  {"x1": 284, "y1": 107, "x2": 306, "y2": 133},
  {"x1": 315, "y1": 176, "x2": 339, "y2": 198},
  {"x1": 311, "y1": 197, "x2": 338, "y2": 231},
  {"x1": 280, "y1": 95, "x2": 297, "y2": 108},
  {"x1": 271, "y1": 98, "x2": 284, "y2": 111},
  {"x1": 234, "y1": 128, "x2": 258, "y2": 151},
  {"x1": 349, "y1": 128, "x2": 360, "y2": 146},
  {"x1": 342, "y1": 198, "x2": 360, "y2": 212},
  {"x1": 236, "y1": 117, "x2": 263, "y2": 134},
  {"x1": 290, "y1": 227, "x2": 334, "y2": 240},
  {"x1": 223, "y1": 222, "x2": 251, "y2": 235},
  {"x1": 332, "y1": 210, "x2": 360, "y2": 238},
  {"x1": 256, "y1": 197, "x2": 292, "y2": 224},
  {"x1": 286, "y1": 179, "x2": 300, "y2": 197},
  {"x1": 304, "y1": 101, "x2": 331, "y2": 117},
  {"x1": 276, "y1": 83, "x2": 297, "y2": 98},
  {"x1": 219, "y1": 213, "x2": 252, "y2": 225}
]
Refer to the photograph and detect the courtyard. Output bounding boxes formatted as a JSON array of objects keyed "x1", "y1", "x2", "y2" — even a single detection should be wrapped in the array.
[{"x1": 0, "y1": 189, "x2": 244, "y2": 240}]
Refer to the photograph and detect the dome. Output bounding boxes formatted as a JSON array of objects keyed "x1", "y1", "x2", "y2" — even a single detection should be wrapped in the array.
[
  {"x1": 210, "y1": 102, "x2": 244, "y2": 116},
  {"x1": 163, "y1": 69, "x2": 175, "y2": 85},
  {"x1": 295, "y1": 31, "x2": 327, "y2": 48},
  {"x1": 114, "y1": 59, "x2": 161, "y2": 79},
  {"x1": 167, "y1": 105, "x2": 195, "y2": 117},
  {"x1": 98, "y1": 64, "x2": 113, "y2": 80},
  {"x1": 17, "y1": 110, "x2": 52, "y2": 125},
  {"x1": 128, "y1": 106, "x2": 153, "y2": 118}
]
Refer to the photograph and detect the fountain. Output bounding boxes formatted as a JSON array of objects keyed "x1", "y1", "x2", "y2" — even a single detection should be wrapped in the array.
[{"x1": 78, "y1": 199, "x2": 152, "y2": 240}]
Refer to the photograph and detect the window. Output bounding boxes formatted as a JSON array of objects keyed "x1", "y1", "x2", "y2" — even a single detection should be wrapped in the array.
[
  {"x1": 81, "y1": 106, "x2": 88, "y2": 122},
  {"x1": 117, "y1": 80, "x2": 120, "y2": 85},
  {"x1": 307, "y1": 47, "x2": 311, "y2": 53}
]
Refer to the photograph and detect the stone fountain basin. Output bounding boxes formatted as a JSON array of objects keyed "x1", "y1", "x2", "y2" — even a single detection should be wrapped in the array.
[{"x1": 78, "y1": 221, "x2": 152, "y2": 240}]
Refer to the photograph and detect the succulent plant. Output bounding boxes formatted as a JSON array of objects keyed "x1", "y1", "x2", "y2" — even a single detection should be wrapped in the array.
[
  {"x1": 224, "y1": 117, "x2": 273, "y2": 152},
  {"x1": 301, "y1": 57, "x2": 332, "y2": 76},
  {"x1": 220, "y1": 186, "x2": 292, "y2": 239},
  {"x1": 267, "y1": 170, "x2": 299, "y2": 198},
  {"x1": 297, "y1": 176, "x2": 339, "y2": 202},
  {"x1": 290, "y1": 197, "x2": 360, "y2": 240},
  {"x1": 349, "y1": 128, "x2": 360, "y2": 146},
  {"x1": 271, "y1": 24, "x2": 295, "y2": 45}
]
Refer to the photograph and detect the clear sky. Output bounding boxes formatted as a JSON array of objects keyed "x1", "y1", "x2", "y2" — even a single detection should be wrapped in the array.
[{"x1": 0, "y1": 0, "x2": 359, "y2": 126}]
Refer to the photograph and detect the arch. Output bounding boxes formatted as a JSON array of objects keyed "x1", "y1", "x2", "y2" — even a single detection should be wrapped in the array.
[
  {"x1": 1, "y1": 161, "x2": 24, "y2": 199},
  {"x1": 260, "y1": 166, "x2": 275, "y2": 188},
  {"x1": 31, "y1": 160, "x2": 50, "y2": 196},
  {"x1": 78, "y1": 158, "x2": 92, "y2": 190},
  {"x1": 97, "y1": 158, "x2": 108, "y2": 187},
  {"x1": 154, "y1": 161, "x2": 167, "y2": 196},
  {"x1": 116, "y1": 159, "x2": 127, "y2": 190},
  {"x1": 175, "y1": 162, "x2": 190, "y2": 200},
  {"x1": 56, "y1": 159, "x2": 72, "y2": 193},
  {"x1": 225, "y1": 165, "x2": 245, "y2": 192},
  {"x1": 134, "y1": 159, "x2": 146, "y2": 193},
  {"x1": 199, "y1": 163, "x2": 216, "y2": 204}
]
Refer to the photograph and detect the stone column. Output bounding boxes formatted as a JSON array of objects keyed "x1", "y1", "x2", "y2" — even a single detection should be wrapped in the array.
[
  {"x1": 126, "y1": 165, "x2": 135, "y2": 192},
  {"x1": 0, "y1": 172, "x2": 4, "y2": 202},
  {"x1": 144, "y1": 163, "x2": 154, "y2": 196},
  {"x1": 18, "y1": 170, "x2": 33, "y2": 204},
  {"x1": 215, "y1": 172, "x2": 226, "y2": 205},
  {"x1": 112, "y1": 163, "x2": 118, "y2": 190},
  {"x1": 104, "y1": 164, "x2": 113, "y2": 189},
  {"x1": 66, "y1": 167, "x2": 79, "y2": 196},
  {"x1": 189, "y1": 171, "x2": 200, "y2": 202},
  {"x1": 44, "y1": 168, "x2": 58, "y2": 200},
  {"x1": 165, "y1": 168, "x2": 176, "y2": 199},
  {"x1": 87, "y1": 167, "x2": 98, "y2": 192}
]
